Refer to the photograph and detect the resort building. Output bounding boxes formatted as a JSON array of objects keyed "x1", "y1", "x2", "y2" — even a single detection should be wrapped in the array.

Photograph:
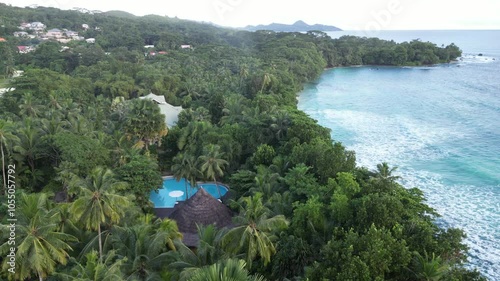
[
  {"x1": 168, "y1": 188, "x2": 233, "y2": 247},
  {"x1": 139, "y1": 93, "x2": 183, "y2": 128}
]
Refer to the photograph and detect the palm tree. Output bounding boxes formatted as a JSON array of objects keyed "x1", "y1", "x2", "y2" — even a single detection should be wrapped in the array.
[
  {"x1": 375, "y1": 162, "x2": 401, "y2": 182},
  {"x1": 172, "y1": 153, "x2": 193, "y2": 199},
  {"x1": 260, "y1": 72, "x2": 272, "y2": 94},
  {"x1": 0, "y1": 119, "x2": 19, "y2": 194},
  {"x1": 169, "y1": 224, "x2": 228, "y2": 279},
  {"x1": 220, "y1": 95, "x2": 247, "y2": 125},
  {"x1": 19, "y1": 92, "x2": 44, "y2": 118},
  {"x1": 0, "y1": 193, "x2": 76, "y2": 281},
  {"x1": 67, "y1": 114, "x2": 91, "y2": 135},
  {"x1": 186, "y1": 156, "x2": 202, "y2": 191},
  {"x1": 13, "y1": 118, "x2": 45, "y2": 189},
  {"x1": 124, "y1": 98, "x2": 168, "y2": 151},
  {"x1": 411, "y1": 252, "x2": 449, "y2": 281},
  {"x1": 187, "y1": 258, "x2": 266, "y2": 281},
  {"x1": 177, "y1": 121, "x2": 212, "y2": 154},
  {"x1": 70, "y1": 167, "x2": 130, "y2": 262},
  {"x1": 269, "y1": 111, "x2": 290, "y2": 142},
  {"x1": 198, "y1": 145, "x2": 228, "y2": 199},
  {"x1": 107, "y1": 216, "x2": 182, "y2": 280},
  {"x1": 239, "y1": 64, "x2": 249, "y2": 91},
  {"x1": 222, "y1": 193, "x2": 288, "y2": 268},
  {"x1": 55, "y1": 250, "x2": 126, "y2": 281}
]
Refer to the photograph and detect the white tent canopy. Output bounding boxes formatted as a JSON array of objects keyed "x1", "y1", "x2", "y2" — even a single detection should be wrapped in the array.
[{"x1": 139, "y1": 93, "x2": 183, "y2": 128}]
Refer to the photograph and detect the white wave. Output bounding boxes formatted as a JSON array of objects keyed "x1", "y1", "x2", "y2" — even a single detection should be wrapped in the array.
[
  {"x1": 404, "y1": 171, "x2": 500, "y2": 280},
  {"x1": 458, "y1": 54, "x2": 497, "y2": 65},
  {"x1": 319, "y1": 108, "x2": 500, "y2": 279},
  {"x1": 322, "y1": 109, "x2": 466, "y2": 169}
]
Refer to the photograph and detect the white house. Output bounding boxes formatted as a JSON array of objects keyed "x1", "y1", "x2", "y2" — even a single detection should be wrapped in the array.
[
  {"x1": 64, "y1": 30, "x2": 78, "y2": 37},
  {"x1": 82, "y1": 24, "x2": 89, "y2": 30},
  {"x1": 85, "y1": 38, "x2": 96, "y2": 43},
  {"x1": 18, "y1": 22, "x2": 30, "y2": 30},
  {"x1": 46, "y1": 28, "x2": 63, "y2": 38},
  {"x1": 181, "y1": 45, "x2": 192, "y2": 49},
  {"x1": 30, "y1": 22, "x2": 46, "y2": 31},
  {"x1": 139, "y1": 93, "x2": 183, "y2": 128},
  {"x1": 13, "y1": 31, "x2": 29, "y2": 37}
]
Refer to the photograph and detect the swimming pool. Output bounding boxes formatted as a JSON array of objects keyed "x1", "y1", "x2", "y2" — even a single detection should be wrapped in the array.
[{"x1": 150, "y1": 177, "x2": 229, "y2": 208}]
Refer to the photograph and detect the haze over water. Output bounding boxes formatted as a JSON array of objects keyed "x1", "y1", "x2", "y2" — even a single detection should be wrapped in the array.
[{"x1": 298, "y1": 30, "x2": 500, "y2": 280}]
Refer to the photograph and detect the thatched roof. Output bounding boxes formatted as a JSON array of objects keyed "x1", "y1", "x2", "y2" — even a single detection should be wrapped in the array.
[{"x1": 169, "y1": 188, "x2": 233, "y2": 247}]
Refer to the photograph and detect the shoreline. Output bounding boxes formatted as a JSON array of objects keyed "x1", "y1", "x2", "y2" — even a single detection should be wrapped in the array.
[{"x1": 297, "y1": 59, "x2": 498, "y2": 280}]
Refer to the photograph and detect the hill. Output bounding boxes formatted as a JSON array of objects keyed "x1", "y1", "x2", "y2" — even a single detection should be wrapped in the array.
[
  {"x1": 102, "y1": 10, "x2": 137, "y2": 18},
  {"x1": 243, "y1": 20, "x2": 342, "y2": 32}
]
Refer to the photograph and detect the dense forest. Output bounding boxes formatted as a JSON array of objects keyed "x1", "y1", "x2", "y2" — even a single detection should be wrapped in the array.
[{"x1": 0, "y1": 3, "x2": 486, "y2": 281}]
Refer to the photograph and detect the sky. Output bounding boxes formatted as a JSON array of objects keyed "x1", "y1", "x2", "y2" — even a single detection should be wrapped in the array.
[{"x1": 2, "y1": 0, "x2": 500, "y2": 30}]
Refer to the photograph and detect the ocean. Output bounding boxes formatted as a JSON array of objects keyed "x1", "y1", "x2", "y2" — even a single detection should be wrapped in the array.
[{"x1": 298, "y1": 30, "x2": 500, "y2": 280}]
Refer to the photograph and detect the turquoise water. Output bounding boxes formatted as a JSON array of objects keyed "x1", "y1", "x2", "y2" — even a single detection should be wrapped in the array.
[
  {"x1": 299, "y1": 30, "x2": 500, "y2": 280},
  {"x1": 150, "y1": 178, "x2": 229, "y2": 208}
]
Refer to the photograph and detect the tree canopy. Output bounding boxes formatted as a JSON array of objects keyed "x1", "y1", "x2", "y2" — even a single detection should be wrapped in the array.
[{"x1": 0, "y1": 3, "x2": 484, "y2": 281}]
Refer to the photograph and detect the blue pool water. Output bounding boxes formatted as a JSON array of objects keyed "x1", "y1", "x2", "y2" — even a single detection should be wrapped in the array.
[
  {"x1": 299, "y1": 30, "x2": 500, "y2": 279},
  {"x1": 150, "y1": 177, "x2": 229, "y2": 208}
]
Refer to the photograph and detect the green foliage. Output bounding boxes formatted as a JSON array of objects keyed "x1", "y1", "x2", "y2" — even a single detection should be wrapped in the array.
[
  {"x1": 308, "y1": 225, "x2": 411, "y2": 280},
  {"x1": 222, "y1": 193, "x2": 289, "y2": 268},
  {"x1": 252, "y1": 144, "x2": 276, "y2": 167},
  {"x1": 56, "y1": 250, "x2": 127, "y2": 281},
  {"x1": 70, "y1": 167, "x2": 131, "y2": 261},
  {"x1": 0, "y1": 192, "x2": 77, "y2": 280},
  {"x1": 0, "y1": 4, "x2": 483, "y2": 280},
  {"x1": 122, "y1": 98, "x2": 168, "y2": 150},
  {"x1": 270, "y1": 234, "x2": 311, "y2": 280},
  {"x1": 411, "y1": 252, "x2": 449, "y2": 281},
  {"x1": 53, "y1": 132, "x2": 110, "y2": 177},
  {"x1": 105, "y1": 217, "x2": 182, "y2": 280},
  {"x1": 187, "y1": 258, "x2": 266, "y2": 281},
  {"x1": 115, "y1": 153, "x2": 162, "y2": 209},
  {"x1": 317, "y1": 36, "x2": 462, "y2": 67}
]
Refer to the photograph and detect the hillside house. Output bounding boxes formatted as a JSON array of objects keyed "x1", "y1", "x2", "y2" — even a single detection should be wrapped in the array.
[
  {"x1": 17, "y1": 46, "x2": 35, "y2": 53},
  {"x1": 30, "y1": 22, "x2": 46, "y2": 31},
  {"x1": 139, "y1": 93, "x2": 183, "y2": 128},
  {"x1": 64, "y1": 30, "x2": 79, "y2": 37},
  {"x1": 46, "y1": 28, "x2": 63, "y2": 38},
  {"x1": 19, "y1": 22, "x2": 45, "y2": 31},
  {"x1": 13, "y1": 31, "x2": 29, "y2": 37}
]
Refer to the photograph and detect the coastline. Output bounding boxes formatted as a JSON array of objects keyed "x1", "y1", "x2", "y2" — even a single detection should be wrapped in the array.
[{"x1": 297, "y1": 56, "x2": 499, "y2": 280}]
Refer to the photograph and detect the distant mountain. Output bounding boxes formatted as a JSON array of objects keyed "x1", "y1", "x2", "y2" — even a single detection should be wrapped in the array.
[
  {"x1": 243, "y1": 20, "x2": 341, "y2": 32},
  {"x1": 102, "y1": 10, "x2": 137, "y2": 18}
]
